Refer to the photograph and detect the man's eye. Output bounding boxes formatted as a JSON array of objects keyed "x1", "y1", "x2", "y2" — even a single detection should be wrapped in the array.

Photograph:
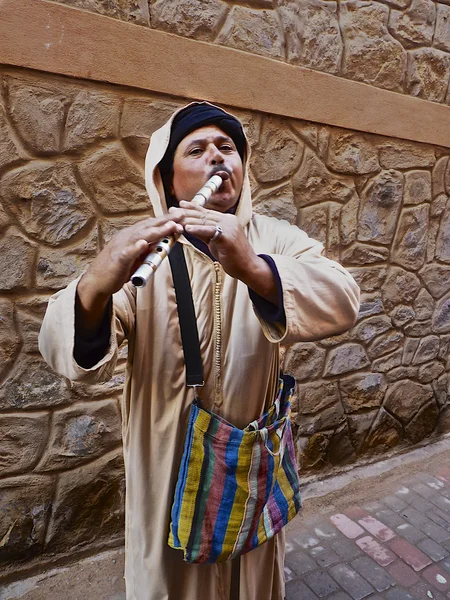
[
  {"x1": 189, "y1": 148, "x2": 202, "y2": 155},
  {"x1": 220, "y1": 145, "x2": 233, "y2": 152}
]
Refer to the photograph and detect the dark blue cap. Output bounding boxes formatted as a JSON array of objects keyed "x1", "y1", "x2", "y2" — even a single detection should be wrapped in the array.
[{"x1": 158, "y1": 103, "x2": 246, "y2": 175}]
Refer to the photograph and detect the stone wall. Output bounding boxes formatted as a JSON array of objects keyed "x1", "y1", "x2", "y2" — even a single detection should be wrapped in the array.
[
  {"x1": 0, "y1": 64, "x2": 449, "y2": 572},
  {"x1": 52, "y1": 0, "x2": 450, "y2": 105}
]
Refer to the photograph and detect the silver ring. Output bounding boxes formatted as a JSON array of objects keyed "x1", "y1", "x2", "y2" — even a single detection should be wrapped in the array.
[{"x1": 211, "y1": 226, "x2": 223, "y2": 242}]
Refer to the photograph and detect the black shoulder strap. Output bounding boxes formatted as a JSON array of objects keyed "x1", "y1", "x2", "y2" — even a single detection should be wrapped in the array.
[{"x1": 168, "y1": 243, "x2": 204, "y2": 387}]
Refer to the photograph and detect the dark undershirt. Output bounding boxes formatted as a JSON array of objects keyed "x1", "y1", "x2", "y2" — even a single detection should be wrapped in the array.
[{"x1": 74, "y1": 237, "x2": 286, "y2": 369}]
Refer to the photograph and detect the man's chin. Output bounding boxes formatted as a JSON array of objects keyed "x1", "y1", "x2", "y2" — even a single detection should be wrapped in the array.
[{"x1": 207, "y1": 193, "x2": 238, "y2": 213}]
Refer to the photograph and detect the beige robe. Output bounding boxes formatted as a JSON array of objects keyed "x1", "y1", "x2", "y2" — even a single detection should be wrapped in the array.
[{"x1": 39, "y1": 105, "x2": 360, "y2": 600}]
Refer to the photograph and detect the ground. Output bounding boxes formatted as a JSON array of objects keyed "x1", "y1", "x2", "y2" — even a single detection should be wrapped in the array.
[{"x1": 2, "y1": 436, "x2": 450, "y2": 600}]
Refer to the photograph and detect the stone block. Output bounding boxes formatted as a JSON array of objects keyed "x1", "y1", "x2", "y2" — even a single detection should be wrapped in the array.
[
  {"x1": 354, "y1": 315, "x2": 392, "y2": 343},
  {"x1": 364, "y1": 408, "x2": 403, "y2": 452},
  {"x1": 38, "y1": 400, "x2": 122, "y2": 471},
  {"x1": 352, "y1": 556, "x2": 395, "y2": 592},
  {"x1": 299, "y1": 202, "x2": 341, "y2": 257},
  {"x1": 407, "y1": 48, "x2": 450, "y2": 102},
  {"x1": 356, "y1": 535, "x2": 397, "y2": 566},
  {"x1": 0, "y1": 354, "x2": 70, "y2": 410},
  {"x1": 436, "y1": 197, "x2": 450, "y2": 261},
  {"x1": 372, "y1": 349, "x2": 403, "y2": 372},
  {"x1": 341, "y1": 243, "x2": 390, "y2": 265},
  {"x1": 6, "y1": 76, "x2": 69, "y2": 153},
  {"x1": 340, "y1": 373, "x2": 387, "y2": 413},
  {"x1": 358, "y1": 296, "x2": 384, "y2": 319},
  {"x1": 0, "y1": 102, "x2": 23, "y2": 170},
  {"x1": 391, "y1": 305, "x2": 415, "y2": 328},
  {"x1": 386, "y1": 366, "x2": 419, "y2": 382},
  {"x1": 433, "y1": 156, "x2": 448, "y2": 197},
  {"x1": 284, "y1": 342, "x2": 327, "y2": 382},
  {"x1": 384, "y1": 379, "x2": 434, "y2": 422},
  {"x1": 53, "y1": 0, "x2": 149, "y2": 25},
  {"x1": 379, "y1": 141, "x2": 435, "y2": 169},
  {"x1": 45, "y1": 450, "x2": 124, "y2": 551},
  {"x1": 0, "y1": 299, "x2": 21, "y2": 379},
  {"x1": 330, "y1": 514, "x2": 365, "y2": 539},
  {"x1": 347, "y1": 411, "x2": 377, "y2": 450},
  {"x1": 389, "y1": 0, "x2": 436, "y2": 47},
  {"x1": 368, "y1": 331, "x2": 404, "y2": 359},
  {"x1": 420, "y1": 264, "x2": 450, "y2": 298},
  {"x1": 100, "y1": 215, "x2": 148, "y2": 245},
  {"x1": 324, "y1": 343, "x2": 370, "y2": 376},
  {"x1": 358, "y1": 170, "x2": 404, "y2": 244},
  {"x1": 120, "y1": 97, "x2": 182, "y2": 162},
  {"x1": 253, "y1": 117, "x2": 303, "y2": 184},
  {"x1": 151, "y1": 0, "x2": 228, "y2": 41},
  {"x1": 433, "y1": 293, "x2": 450, "y2": 332},
  {"x1": 404, "y1": 320, "x2": 433, "y2": 336},
  {"x1": 253, "y1": 182, "x2": 297, "y2": 224},
  {"x1": 278, "y1": 0, "x2": 342, "y2": 74},
  {"x1": 434, "y1": 4, "x2": 450, "y2": 51},
  {"x1": 340, "y1": 1, "x2": 407, "y2": 92},
  {"x1": 297, "y1": 431, "x2": 332, "y2": 470},
  {"x1": 304, "y1": 569, "x2": 340, "y2": 597},
  {"x1": 0, "y1": 228, "x2": 37, "y2": 290},
  {"x1": 392, "y1": 205, "x2": 430, "y2": 270},
  {"x1": 293, "y1": 147, "x2": 356, "y2": 207},
  {"x1": 297, "y1": 402, "x2": 346, "y2": 436},
  {"x1": 411, "y1": 335, "x2": 440, "y2": 364},
  {"x1": 37, "y1": 248, "x2": 93, "y2": 290},
  {"x1": 79, "y1": 142, "x2": 148, "y2": 213},
  {"x1": 413, "y1": 289, "x2": 435, "y2": 321},
  {"x1": 403, "y1": 337, "x2": 420, "y2": 365},
  {"x1": 0, "y1": 161, "x2": 94, "y2": 246},
  {"x1": 340, "y1": 194, "x2": 360, "y2": 247},
  {"x1": 0, "y1": 475, "x2": 53, "y2": 563},
  {"x1": 217, "y1": 6, "x2": 284, "y2": 59},
  {"x1": 16, "y1": 309, "x2": 43, "y2": 354},
  {"x1": 382, "y1": 267, "x2": 421, "y2": 311},
  {"x1": 297, "y1": 380, "x2": 340, "y2": 414},
  {"x1": 0, "y1": 413, "x2": 50, "y2": 477},
  {"x1": 388, "y1": 537, "x2": 432, "y2": 571},
  {"x1": 404, "y1": 170, "x2": 432, "y2": 205},
  {"x1": 405, "y1": 399, "x2": 439, "y2": 442},
  {"x1": 329, "y1": 563, "x2": 375, "y2": 599},
  {"x1": 349, "y1": 267, "x2": 388, "y2": 294},
  {"x1": 431, "y1": 193, "x2": 447, "y2": 218},
  {"x1": 63, "y1": 89, "x2": 120, "y2": 150},
  {"x1": 326, "y1": 131, "x2": 380, "y2": 175}
]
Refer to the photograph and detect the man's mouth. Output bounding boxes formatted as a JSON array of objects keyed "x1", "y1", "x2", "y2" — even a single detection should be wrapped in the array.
[{"x1": 210, "y1": 169, "x2": 231, "y2": 192}]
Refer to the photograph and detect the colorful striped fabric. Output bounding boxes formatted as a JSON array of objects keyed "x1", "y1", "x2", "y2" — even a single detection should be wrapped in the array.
[{"x1": 168, "y1": 375, "x2": 301, "y2": 564}]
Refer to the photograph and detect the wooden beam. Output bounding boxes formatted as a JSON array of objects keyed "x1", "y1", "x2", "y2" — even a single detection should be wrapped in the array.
[{"x1": 1, "y1": 0, "x2": 449, "y2": 148}]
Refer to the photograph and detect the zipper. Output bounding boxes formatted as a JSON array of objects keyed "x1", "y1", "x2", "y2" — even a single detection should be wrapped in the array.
[{"x1": 213, "y1": 261, "x2": 223, "y2": 406}]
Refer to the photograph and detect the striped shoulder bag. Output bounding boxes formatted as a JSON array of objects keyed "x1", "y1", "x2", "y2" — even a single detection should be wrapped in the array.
[{"x1": 168, "y1": 243, "x2": 302, "y2": 568}]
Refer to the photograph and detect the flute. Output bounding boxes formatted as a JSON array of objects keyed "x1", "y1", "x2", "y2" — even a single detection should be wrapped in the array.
[{"x1": 131, "y1": 174, "x2": 224, "y2": 288}]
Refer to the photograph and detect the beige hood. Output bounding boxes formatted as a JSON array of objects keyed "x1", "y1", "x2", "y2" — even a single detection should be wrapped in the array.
[{"x1": 144, "y1": 102, "x2": 253, "y2": 227}]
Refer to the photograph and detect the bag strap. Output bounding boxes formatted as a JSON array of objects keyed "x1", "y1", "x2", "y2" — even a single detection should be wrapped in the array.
[
  {"x1": 230, "y1": 557, "x2": 241, "y2": 600},
  {"x1": 168, "y1": 242, "x2": 204, "y2": 388}
]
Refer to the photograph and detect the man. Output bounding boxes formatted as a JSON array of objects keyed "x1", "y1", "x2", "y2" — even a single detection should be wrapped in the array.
[{"x1": 39, "y1": 103, "x2": 360, "y2": 600}]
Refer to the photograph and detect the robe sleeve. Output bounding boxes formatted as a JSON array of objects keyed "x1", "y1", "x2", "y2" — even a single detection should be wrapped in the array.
[
  {"x1": 38, "y1": 276, "x2": 136, "y2": 383},
  {"x1": 250, "y1": 219, "x2": 360, "y2": 345}
]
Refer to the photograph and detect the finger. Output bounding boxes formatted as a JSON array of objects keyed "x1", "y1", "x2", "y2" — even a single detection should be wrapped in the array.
[
  {"x1": 138, "y1": 220, "x2": 183, "y2": 244},
  {"x1": 184, "y1": 224, "x2": 218, "y2": 240}
]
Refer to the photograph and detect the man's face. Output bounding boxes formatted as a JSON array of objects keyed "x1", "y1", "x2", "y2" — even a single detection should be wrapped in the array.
[{"x1": 171, "y1": 125, "x2": 244, "y2": 213}]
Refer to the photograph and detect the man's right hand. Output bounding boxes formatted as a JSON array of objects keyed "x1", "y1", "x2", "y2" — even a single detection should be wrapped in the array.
[{"x1": 76, "y1": 215, "x2": 184, "y2": 335}]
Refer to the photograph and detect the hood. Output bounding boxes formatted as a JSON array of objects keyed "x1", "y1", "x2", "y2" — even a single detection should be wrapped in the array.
[{"x1": 144, "y1": 102, "x2": 253, "y2": 227}]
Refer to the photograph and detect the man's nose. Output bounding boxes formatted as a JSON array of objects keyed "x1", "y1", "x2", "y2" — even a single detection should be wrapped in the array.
[{"x1": 209, "y1": 146, "x2": 225, "y2": 165}]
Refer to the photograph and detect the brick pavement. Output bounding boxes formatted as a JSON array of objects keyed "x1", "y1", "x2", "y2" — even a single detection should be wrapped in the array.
[{"x1": 285, "y1": 464, "x2": 450, "y2": 600}]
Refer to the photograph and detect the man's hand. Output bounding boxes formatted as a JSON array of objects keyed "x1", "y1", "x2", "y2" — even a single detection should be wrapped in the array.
[
  {"x1": 170, "y1": 202, "x2": 279, "y2": 305},
  {"x1": 76, "y1": 215, "x2": 184, "y2": 334}
]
